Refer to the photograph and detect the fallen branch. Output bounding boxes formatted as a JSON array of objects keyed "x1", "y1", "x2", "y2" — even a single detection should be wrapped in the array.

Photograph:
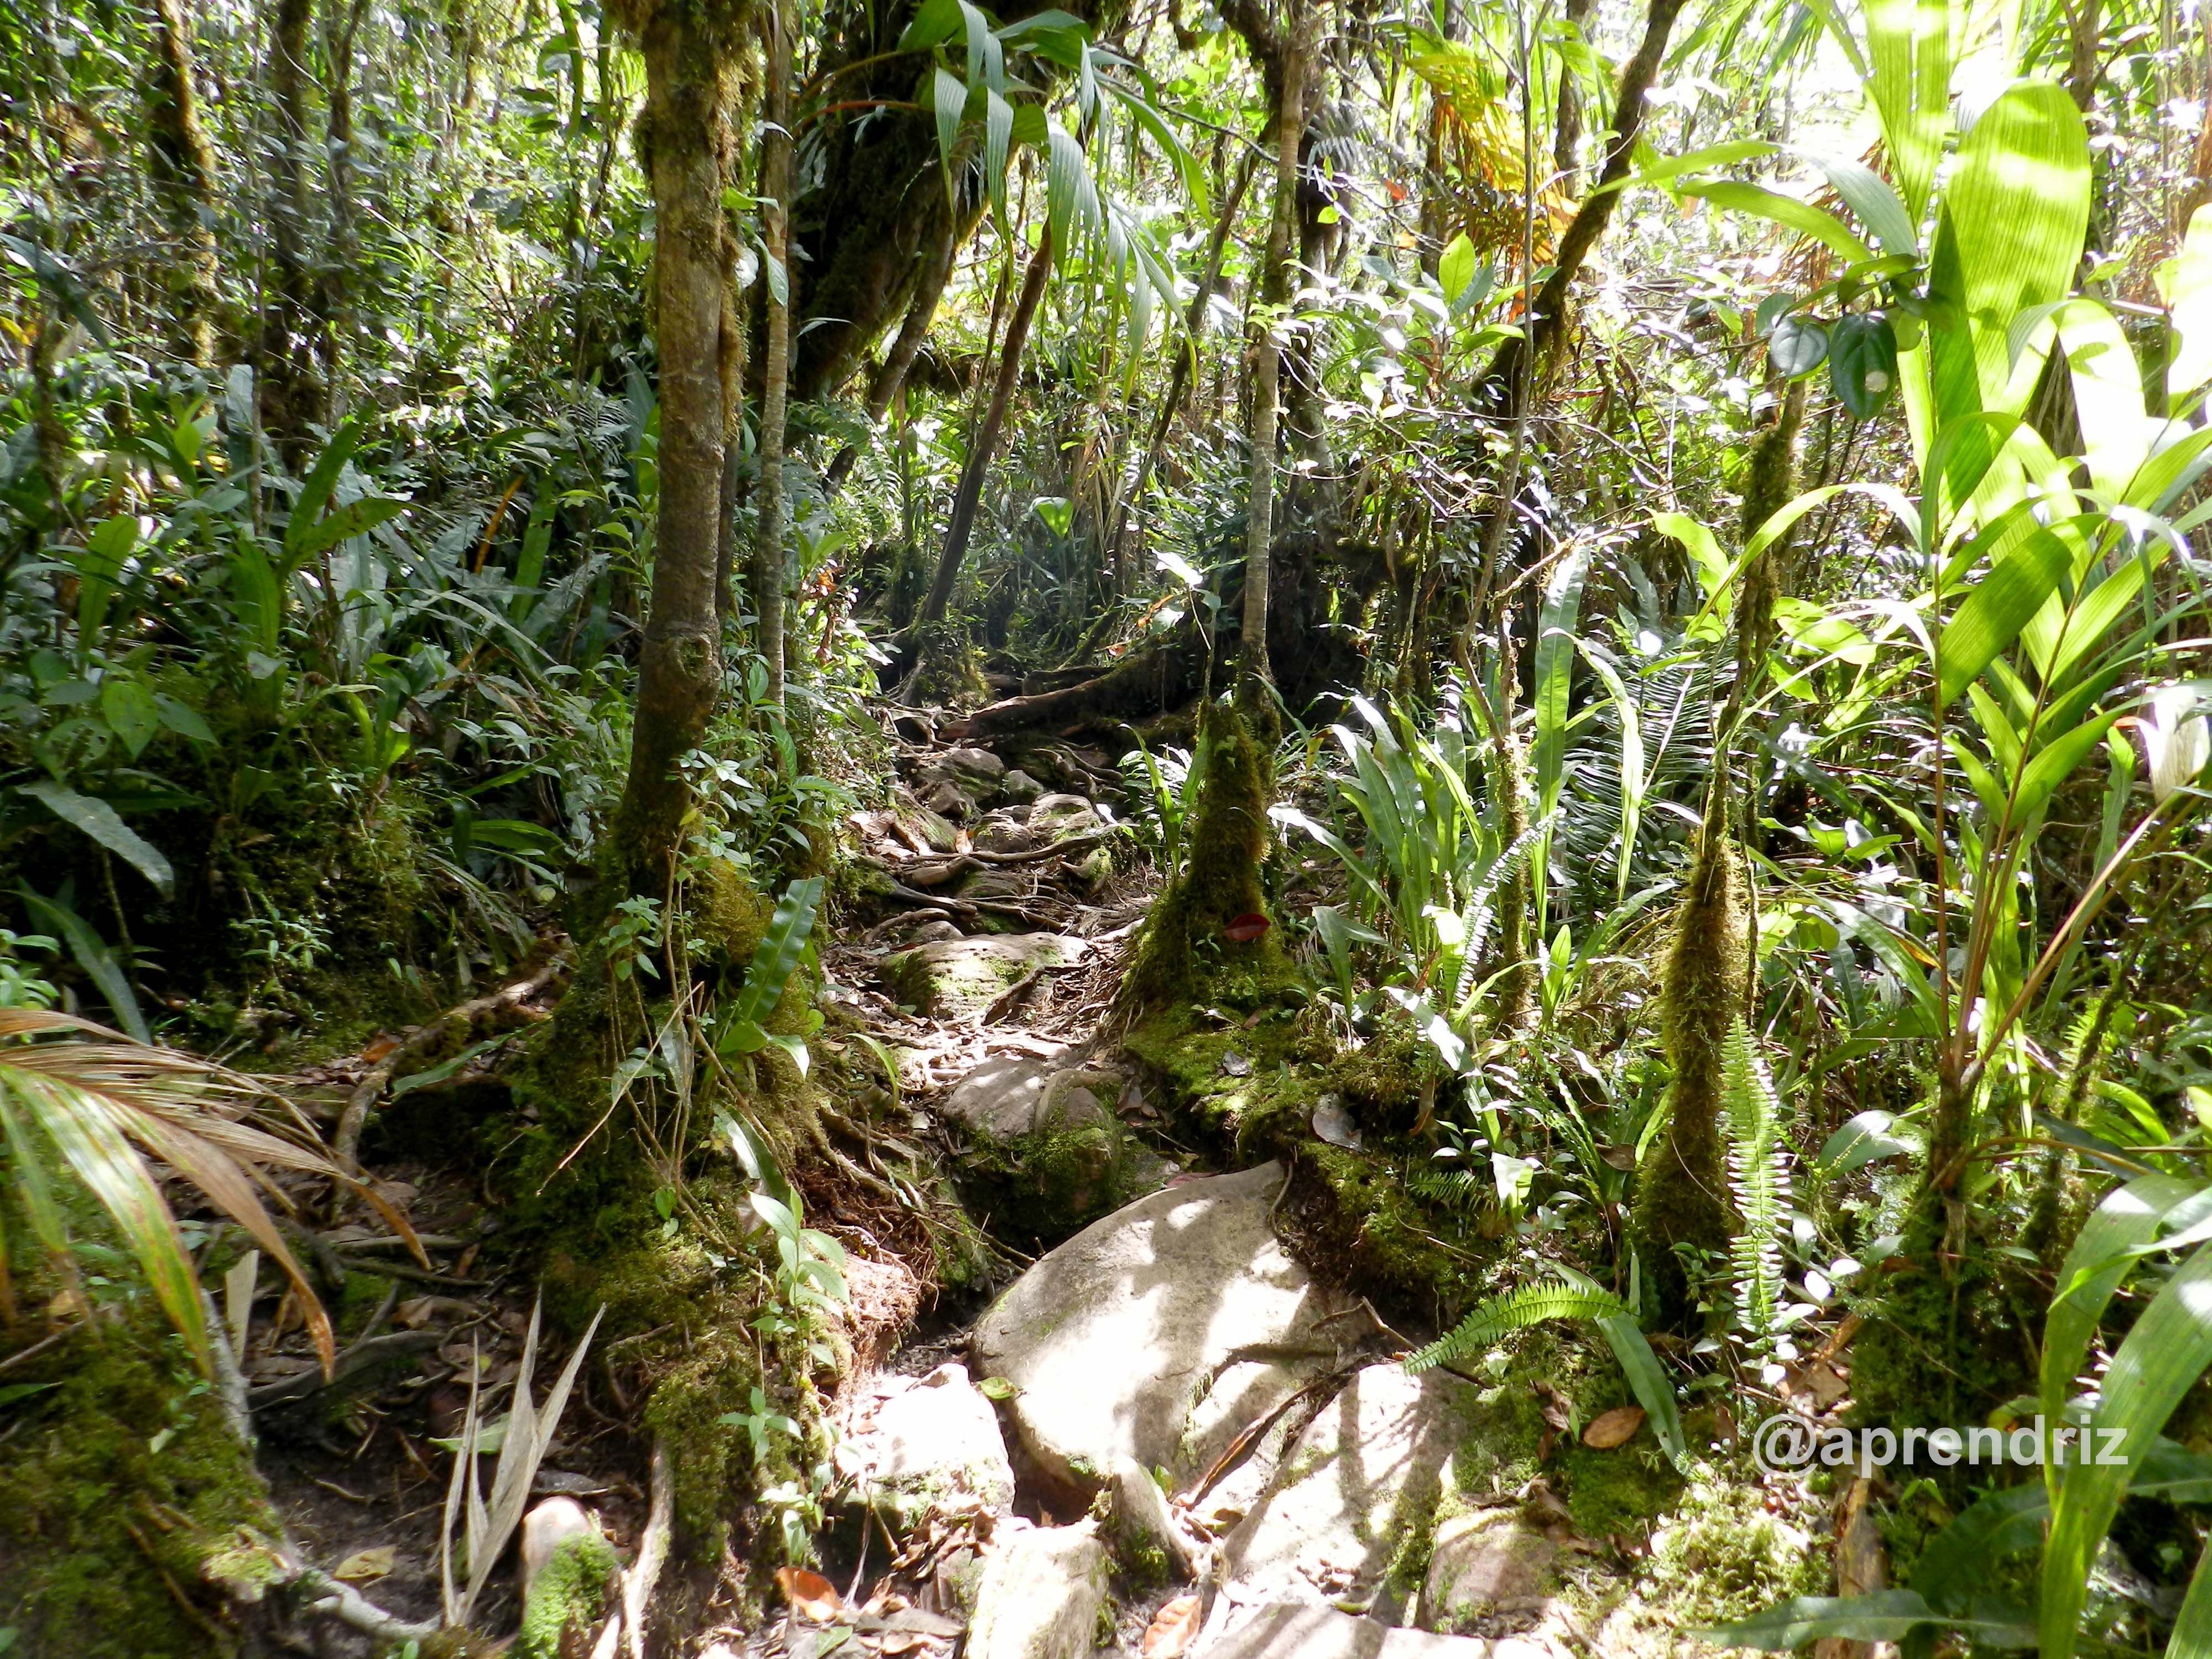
[
  {"x1": 333, "y1": 946, "x2": 570, "y2": 1168},
  {"x1": 247, "y1": 1329, "x2": 446, "y2": 1411}
]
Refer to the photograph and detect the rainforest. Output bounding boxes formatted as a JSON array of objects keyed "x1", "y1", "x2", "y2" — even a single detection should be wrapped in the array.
[{"x1": 4, "y1": 0, "x2": 2212, "y2": 1655}]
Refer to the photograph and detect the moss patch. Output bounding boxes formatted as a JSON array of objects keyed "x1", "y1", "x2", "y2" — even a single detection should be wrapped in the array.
[
  {"x1": 0, "y1": 1318, "x2": 282, "y2": 1658},
  {"x1": 516, "y1": 1530, "x2": 620, "y2": 1658}
]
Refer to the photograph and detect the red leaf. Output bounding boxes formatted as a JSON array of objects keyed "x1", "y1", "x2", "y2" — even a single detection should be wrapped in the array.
[
  {"x1": 1223, "y1": 912, "x2": 1271, "y2": 943},
  {"x1": 1142, "y1": 1594, "x2": 1203, "y2": 1658},
  {"x1": 776, "y1": 1566, "x2": 845, "y2": 1623}
]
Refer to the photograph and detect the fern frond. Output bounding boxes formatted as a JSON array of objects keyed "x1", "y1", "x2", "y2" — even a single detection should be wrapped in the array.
[
  {"x1": 1405, "y1": 1279, "x2": 1631, "y2": 1373},
  {"x1": 1720, "y1": 1016, "x2": 1792, "y2": 1350}
]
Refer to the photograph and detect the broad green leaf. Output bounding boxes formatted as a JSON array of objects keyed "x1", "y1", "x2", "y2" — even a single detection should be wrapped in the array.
[
  {"x1": 1439, "y1": 233, "x2": 1478, "y2": 306},
  {"x1": 2044, "y1": 1238, "x2": 2212, "y2": 1659},
  {"x1": 983, "y1": 88, "x2": 1014, "y2": 220},
  {"x1": 20, "y1": 781, "x2": 174, "y2": 897},
  {"x1": 98, "y1": 677, "x2": 159, "y2": 759},
  {"x1": 285, "y1": 495, "x2": 406, "y2": 566},
  {"x1": 932, "y1": 66, "x2": 968, "y2": 186},
  {"x1": 2160, "y1": 205, "x2": 2212, "y2": 397},
  {"x1": 1531, "y1": 547, "x2": 1588, "y2": 825},
  {"x1": 1788, "y1": 146, "x2": 1920, "y2": 255},
  {"x1": 1653, "y1": 511, "x2": 1730, "y2": 599},
  {"x1": 1865, "y1": 0, "x2": 1952, "y2": 221},
  {"x1": 2012, "y1": 709, "x2": 2120, "y2": 825},
  {"x1": 1593, "y1": 1305, "x2": 1690, "y2": 1472},
  {"x1": 896, "y1": 0, "x2": 963, "y2": 51},
  {"x1": 1707, "y1": 1592, "x2": 2032, "y2": 1651},
  {"x1": 728, "y1": 875, "x2": 826, "y2": 1030},
  {"x1": 1684, "y1": 180, "x2": 1872, "y2": 262},
  {"x1": 1938, "y1": 81, "x2": 2091, "y2": 405},
  {"x1": 72, "y1": 515, "x2": 138, "y2": 647},
  {"x1": 153, "y1": 694, "x2": 215, "y2": 744},
  {"x1": 1770, "y1": 315, "x2": 1830, "y2": 378},
  {"x1": 1045, "y1": 121, "x2": 1097, "y2": 248},
  {"x1": 1816, "y1": 1109, "x2": 1919, "y2": 1172},
  {"x1": 2047, "y1": 301, "x2": 2157, "y2": 498},
  {"x1": 1829, "y1": 314, "x2": 1900, "y2": 419},
  {"x1": 1937, "y1": 521, "x2": 2074, "y2": 707},
  {"x1": 286, "y1": 415, "x2": 364, "y2": 551},
  {"x1": 2039, "y1": 1174, "x2": 2201, "y2": 1432}
]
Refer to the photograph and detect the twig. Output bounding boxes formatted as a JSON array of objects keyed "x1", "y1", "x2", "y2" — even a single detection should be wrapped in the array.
[
  {"x1": 622, "y1": 1439, "x2": 673, "y2": 1659},
  {"x1": 0, "y1": 1326, "x2": 72, "y2": 1375},
  {"x1": 247, "y1": 1329, "x2": 446, "y2": 1411}
]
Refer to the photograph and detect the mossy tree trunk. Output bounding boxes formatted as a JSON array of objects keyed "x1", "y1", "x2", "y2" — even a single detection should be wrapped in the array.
[
  {"x1": 905, "y1": 223, "x2": 1053, "y2": 679},
  {"x1": 142, "y1": 0, "x2": 222, "y2": 366},
  {"x1": 258, "y1": 0, "x2": 325, "y2": 466},
  {"x1": 752, "y1": 0, "x2": 791, "y2": 707},
  {"x1": 607, "y1": 0, "x2": 741, "y2": 893},
  {"x1": 1629, "y1": 379, "x2": 1804, "y2": 1324}
]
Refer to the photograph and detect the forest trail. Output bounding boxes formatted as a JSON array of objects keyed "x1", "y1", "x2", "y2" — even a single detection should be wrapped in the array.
[{"x1": 721, "y1": 715, "x2": 1599, "y2": 1659}]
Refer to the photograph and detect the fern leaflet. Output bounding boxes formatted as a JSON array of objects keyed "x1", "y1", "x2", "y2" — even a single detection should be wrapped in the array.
[{"x1": 1405, "y1": 1280, "x2": 1631, "y2": 1373}]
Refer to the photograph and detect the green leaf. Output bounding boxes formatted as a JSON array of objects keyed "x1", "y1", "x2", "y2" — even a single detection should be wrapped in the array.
[
  {"x1": 72, "y1": 515, "x2": 139, "y2": 648},
  {"x1": 16, "y1": 886, "x2": 149, "y2": 1040},
  {"x1": 1829, "y1": 314, "x2": 1900, "y2": 419},
  {"x1": 2044, "y1": 1238, "x2": 2212, "y2": 1659},
  {"x1": 931, "y1": 66, "x2": 968, "y2": 190},
  {"x1": 1705, "y1": 1592, "x2": 2032, "y2": 1651},
  {"x1": 20, "y1": 781, "x2": 174, "y2": 898},
  {"x1": 285, "y1": 496, "x2": 406, "y2": 567},
  {"x1": 1684, "y1": 181, "x2": 1871, "y2": 263},
  {"x1": 1944, "y1": 82, "x2": 2091, "y2": 327},
  {"x1": 1769, "y1": 315, "x2": 1830, "y2": 379},
  {"x1": 729, "y1": 876, "x2": 826, "y2": 1030},
  {"x1": 1531, "y1": 549, "x2": 1588, "y2": 825},
  {"x1": 983, "y1": 87, "x2": 1014, "y2": 220},
  {"x1": 1404, "y1": 1279, "x2": 1631, "y2": 1373},
  {"x1": 1593, "y1": 1305, "x2": 1690, "y2": 1472},
  {"x1": 1937, "y1": 521, "x2": 2074, "y2": 708},
  {"x1": 98, "y1": 677, "x2": 159, "y2": 759},
  {"x1": 1816, "y1": 1109, "x2": 1919, "y2": 1173},
  {"x1": 2158, "y1": 205, "x2": 2212, "y2": 396},
  {"x1": 1789, "y1": 147, "x2": 1920, "y2": 255},
  {"x1": 1045, "y1": 121, "x2": 1097, "y2": 249},
  {"x1": 2041, "y1": 1175, "x2": 2201, "y2": 1428},
  {"x1": 1439, "y1": 233, "x2": 1478, "y2": 306},
  {"x1": 286, "y1": 416, "x2": 365, "y2": 552},
  {"x1": 1864, "y1": 0, "x2": 1952, "y2": 221},
  {"x1": 153, "y1": 694, "x2": 215, "y2": 743}
]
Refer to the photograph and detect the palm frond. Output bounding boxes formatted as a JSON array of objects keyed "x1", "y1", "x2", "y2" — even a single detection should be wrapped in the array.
[{"x1": 0, "y1": 1008, "x2": 416, "y2": 1379}]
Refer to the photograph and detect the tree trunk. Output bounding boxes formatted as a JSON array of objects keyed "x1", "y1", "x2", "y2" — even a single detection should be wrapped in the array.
[
  {"x1": 320, "y1": 0, "x2": 368, "y2": 417},
  {"x1": 1554, "y1": 0, "x2": 1596, "y2": 187},
  {"x1": 1105, "y1": 148, "x2": 1260, "y2": 593},
  {"x1": 1238, "y1": 15, "x2": 1311, "y2": 708},
  {"x1": 259, "y1": 0, "x2": 325, "y2": 466},
  {"x1": 1477, "y1": 0, "x2": 1687, "y2": 411},
  {"x1": 142, "y1": 0, "x2": 222, "y2": 366},
  {"x1": 907, "y1": 226, "x2": 1054, "y2": 658},
  {"x1": 823, "y1": 223, "x2": 957, "y2": 495},
  {"x1": 608, "y1": 2, "x2": 732, "y2": 890},
  {"x1": 752, "y1": 0, "x2": 791, "y2": 707}
]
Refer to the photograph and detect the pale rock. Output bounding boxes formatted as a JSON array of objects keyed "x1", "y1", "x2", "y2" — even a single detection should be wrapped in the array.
[
  {"x1": 966, "y1": 1520, "x2": 1109, "y2": 1659},
  {"x1": 975, "y1": 812, "x2": 1037, "y2": 854},
  {"x1": 843, "y1": 1361, "x2": 1015, "y2": 1527},
  {"x1": 519, "y1": 1495, "x2": 592, "y2": 1595},
  {"x1": 940, "y1": 745, "x2": 1009, "y2": 782},
  {"x1": 972, "y1": 1164, "x2": 1360, "y2": 1498},
  {"x1": 944, "y1": 1057, "x2": 1113, "y2": 1143},
  {"x1": 883, "y1": 933, "x2": 1088, "y2": 1021},
  {"x1": 1224, "y1": 1364, "x2": 1486, "y2": 1609},
  {"x1": 1204, "y1": 1603, "x2": 1500, "y2": 1657},
  {"x1": 1029, "y1": 793, "x2": 1105, "y2": 842},
  {"x1": 1001, "y1": 769, "x2": 1046, "y2": 802}
]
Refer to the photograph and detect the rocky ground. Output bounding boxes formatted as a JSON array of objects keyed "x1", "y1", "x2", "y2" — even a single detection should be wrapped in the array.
[{"x1": 189, "y1": 708, "x2": 1839, "y2": 1659}]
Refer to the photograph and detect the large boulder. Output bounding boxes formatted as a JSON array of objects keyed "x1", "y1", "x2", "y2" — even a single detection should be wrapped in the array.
[
  {"x1": 1029, "y1": 793, "x2": 1104, "y2": 842},
  {"x1": 971, "y1": 1164, "x2": 1361, "y2": 1499},
  {"x1": 966, "y1": 1521, "x2": 1109, "y2": 1659},
  {"x1": 883, "y1": 934, "x2": 1087, "y2": 1021},
  {"x1": 940, "y1": 1056, "x2": 1144, "y2": 1239},
  {"x1": 1223, "y1": 1364, "x2": 1486, "y2": 1610},
  {"x1": 841, "y1": 1362, "x2": 1016, "y2": 1531},
  {"x1": 1204, "y1": 1604, "x2": 1516, "y2": 1658}
]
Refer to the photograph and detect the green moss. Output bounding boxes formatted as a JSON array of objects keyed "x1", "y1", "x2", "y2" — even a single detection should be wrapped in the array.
[
  {"x1": 1123, "y1": 703, "x2": 1295, "y2": 1010},
  {"x1": 0, "y1": 1317, "x2": 281, "y2": 1657},
  {"x1": 1562, "y1": 1439, "x2": 1686, "y2": 1540},
  {"x1": 516, "y1": 1530, "x2": 620, "y2": 1658},
  {"x1": 1640, "y1": 1477, "x2": 1827, "y2": 1623},
  {"x1": 1630, "y1": 830, "x2": 1747, "y2": 1327}
]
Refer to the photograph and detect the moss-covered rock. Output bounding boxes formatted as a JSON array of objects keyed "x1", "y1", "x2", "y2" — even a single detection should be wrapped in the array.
[{"x1": 516, "y1": 1529, "x2": 620, "y2": 1659}]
